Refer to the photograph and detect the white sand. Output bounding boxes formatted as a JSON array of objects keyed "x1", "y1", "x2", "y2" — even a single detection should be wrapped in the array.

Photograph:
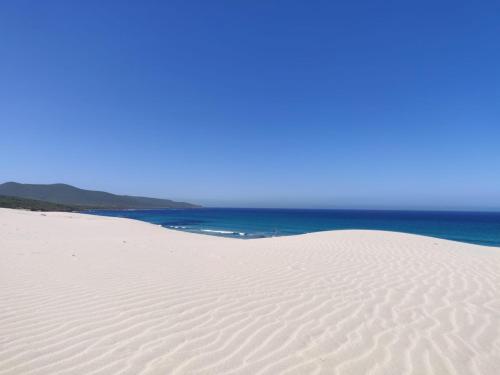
[{"x1": 1, "y1": 208, "x2": 499, "y2": 375}]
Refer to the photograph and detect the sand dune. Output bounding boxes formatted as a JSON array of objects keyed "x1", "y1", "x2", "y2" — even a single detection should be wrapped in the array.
[{"x1": 0, "y1": 208, "x2": 499, "y2": 374}]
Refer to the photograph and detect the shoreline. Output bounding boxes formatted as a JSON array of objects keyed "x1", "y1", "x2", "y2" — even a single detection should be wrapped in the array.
[{"x1": 86, "y1": 207, "x2": 500, "y2": 247}]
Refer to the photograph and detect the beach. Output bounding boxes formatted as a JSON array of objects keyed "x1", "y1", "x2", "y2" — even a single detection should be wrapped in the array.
[{"x1": 1, "y1": 208, "x2": 499, "y2": 374}]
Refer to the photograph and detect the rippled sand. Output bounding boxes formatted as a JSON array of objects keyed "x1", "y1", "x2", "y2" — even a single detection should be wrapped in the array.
[{"x1": 1, "y1": 208, "x2": 499, "y2": 374}]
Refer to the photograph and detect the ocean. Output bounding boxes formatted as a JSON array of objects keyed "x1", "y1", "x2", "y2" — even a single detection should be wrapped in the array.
[{"x1": 85, "y1": 208, "x2": 500, "y2": 247}]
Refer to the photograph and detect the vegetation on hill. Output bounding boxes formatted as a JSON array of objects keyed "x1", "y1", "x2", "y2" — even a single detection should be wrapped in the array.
[
  {"x1": 0, "y1": 182, "x2": 200, "y2": 209},
  {"x1": 0, "y1": 195, "x2": 78, "y2": 212}
]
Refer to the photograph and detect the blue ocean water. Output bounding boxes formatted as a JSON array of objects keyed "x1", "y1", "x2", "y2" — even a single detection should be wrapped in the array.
[{"x1": 86, "y1": 208, "x2": 500, "y2": 247}]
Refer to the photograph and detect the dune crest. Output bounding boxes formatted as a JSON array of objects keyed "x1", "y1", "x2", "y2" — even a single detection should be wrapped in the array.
[{"x1": 1, "y1": 208, "x2": 499, "y2": 374}]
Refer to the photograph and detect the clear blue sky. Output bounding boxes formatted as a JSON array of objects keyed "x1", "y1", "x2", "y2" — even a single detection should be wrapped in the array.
[{"x1": 1, "y1": 1, "x2": 499, "y2": 210}]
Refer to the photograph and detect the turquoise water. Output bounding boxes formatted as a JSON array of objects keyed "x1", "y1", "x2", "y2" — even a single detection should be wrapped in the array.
[{"x1": 86, "y1": 208, "x2": 500, "y2": 247}]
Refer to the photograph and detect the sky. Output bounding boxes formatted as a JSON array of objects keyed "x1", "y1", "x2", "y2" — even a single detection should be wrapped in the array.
[{"x1": 1, "y1": 1, "x2": 499, "y2": 210}]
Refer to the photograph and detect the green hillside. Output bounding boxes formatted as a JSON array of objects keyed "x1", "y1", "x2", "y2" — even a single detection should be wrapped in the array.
[
  {"x1": 0, "y1": 195, "x2": 78, "y2": 212},
  {"x1": 0, "y1": 182, "x2": 200, "y2": 209}
]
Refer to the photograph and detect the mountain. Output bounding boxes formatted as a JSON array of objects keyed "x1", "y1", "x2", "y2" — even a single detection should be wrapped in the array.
[
  {"x1": 0, "y1": 182, "x2": 200, "y2": 209},
  {"x1": 0, "y1": 195, "x2": 78, "y2": 212}
]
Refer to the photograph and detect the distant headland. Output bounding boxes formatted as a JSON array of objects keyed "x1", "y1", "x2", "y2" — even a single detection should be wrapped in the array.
[{"x1": 0, "y1": 182, "x2": 200, "y2": 210}]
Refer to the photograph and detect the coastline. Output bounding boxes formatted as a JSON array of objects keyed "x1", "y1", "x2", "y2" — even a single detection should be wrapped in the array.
[
  {"x1": 86, "y1": 207, "x2": 500, "y2": 246},
  {"x1": 1, "y1": 208, "x2": 499, "y2": 374}
]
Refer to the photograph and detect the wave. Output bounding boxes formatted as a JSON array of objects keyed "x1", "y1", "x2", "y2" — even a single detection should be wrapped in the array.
[
  {"x1": 164, "y1": 226, "x2": 249, "y2": 237},
  {"x1": 200, "y1": 229, "x2": 247, "y2": 236}
]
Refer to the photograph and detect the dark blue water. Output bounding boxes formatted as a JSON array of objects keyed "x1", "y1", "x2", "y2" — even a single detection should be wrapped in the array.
[{"x1": 85, "y1": 208, "x2": 500, "y2": 247}]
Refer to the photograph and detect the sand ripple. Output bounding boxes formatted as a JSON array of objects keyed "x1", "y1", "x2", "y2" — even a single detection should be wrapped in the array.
[{"x1": 1, "y1": 209, "x2": 499, "y2": 374}]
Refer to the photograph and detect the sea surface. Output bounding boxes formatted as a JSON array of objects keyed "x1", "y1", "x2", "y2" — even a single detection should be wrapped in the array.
[{"x1": 85, "y1": 208, "x2": 500, "y2": 247}]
